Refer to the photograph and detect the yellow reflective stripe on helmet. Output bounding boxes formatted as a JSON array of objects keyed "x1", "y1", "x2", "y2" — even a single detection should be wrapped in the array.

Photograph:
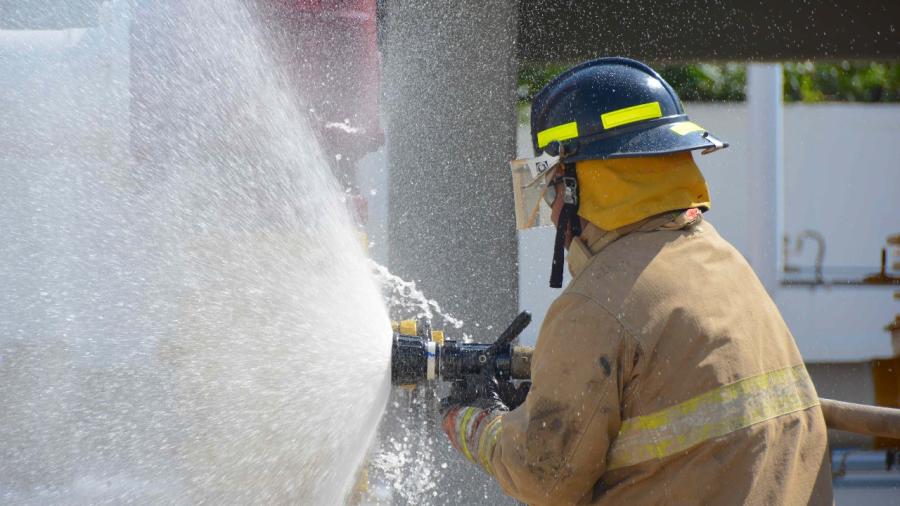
[
  {"x1": 607, "y1": 365, "x2": 819, "y2": 471},
  {"x1": 670, "y1": 121, "x2": 705, "y2": 136},
  {"x1": 537, "y1": 121, "x2": 579, "y2": 148},
  {"x1": 601, "y1": 101, "x2": 663, "y2": 130}
]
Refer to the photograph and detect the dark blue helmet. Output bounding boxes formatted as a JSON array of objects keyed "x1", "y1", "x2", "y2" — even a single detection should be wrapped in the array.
[{"x1": 530, "y1": 57, "x2": 727, "y2": 161}]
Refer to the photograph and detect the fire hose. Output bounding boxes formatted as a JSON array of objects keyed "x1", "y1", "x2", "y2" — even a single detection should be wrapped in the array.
[{"x1": 391, "y1": 311, "x2": 900, "y2": 440}]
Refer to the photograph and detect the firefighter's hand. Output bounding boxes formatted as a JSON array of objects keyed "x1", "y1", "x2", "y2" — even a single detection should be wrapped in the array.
[
  {"x1": 441, "y1": 375, "x2": 508, "y2": 457},
  {"x1": 440, "y1": 377, "x2": 479, "y2": 416},
  {"x1": 440, "y1": 374, "x2": 508, "y2": 417},
  {"x1": 497, "y1": 380, "x2": 530, "y2": 410}
]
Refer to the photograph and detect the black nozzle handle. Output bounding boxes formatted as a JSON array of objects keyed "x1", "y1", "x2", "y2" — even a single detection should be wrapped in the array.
[{"x1": 487, "y1": 311, "x2": 532, "y2": 356}]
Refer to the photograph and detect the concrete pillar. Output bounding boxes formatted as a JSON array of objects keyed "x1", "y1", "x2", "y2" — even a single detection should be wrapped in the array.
[
  {"x1": 746, "y1": 63, "x2": 784, "y2": 294},
  {"x1": 380, "y1": 2, "x2": 520, "y2": 504},
  {"x1": 383, "y1": 0, "x2": 519, "y2": 333}
]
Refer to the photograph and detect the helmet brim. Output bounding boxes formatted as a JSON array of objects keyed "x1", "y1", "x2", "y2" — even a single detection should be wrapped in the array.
[{"x1": 564, "y1": 121, "x2": 728, "y2": 162}]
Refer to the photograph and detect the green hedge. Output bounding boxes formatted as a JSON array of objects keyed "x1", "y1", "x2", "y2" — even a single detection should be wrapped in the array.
[
  {"x1": 657, "y1": 63, "x2": 746, "y2": 102},
  {"x1": 781, "y1": 61, "x2": 900, "y2": 102},
  {"x1": 518, "y1": 62, "x2": 900, "y2": 103}
]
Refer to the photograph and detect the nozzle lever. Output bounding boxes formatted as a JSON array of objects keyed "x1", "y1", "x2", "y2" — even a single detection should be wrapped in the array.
[{"x1": 487, "y1": 311, "x2": 532, "y2": 356}]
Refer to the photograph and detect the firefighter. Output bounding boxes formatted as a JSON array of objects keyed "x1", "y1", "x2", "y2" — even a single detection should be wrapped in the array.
[{"x1": 441, "y1": 57, "x2": 833, "y2": 505}]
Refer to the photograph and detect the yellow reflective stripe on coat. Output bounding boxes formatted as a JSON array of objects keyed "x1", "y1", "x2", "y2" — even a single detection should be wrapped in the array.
[
  {"x1": 477, "y1": 416, "x2": 503, "y2": 476},
  {"x1": 607, "y1": 365, "x2": 819, "y2": 471},
  {"x1": 458, "y1": 407, "x2": 478, "y2": 463},
  {"x1": 537, "y1": 121, "x2": 579, "y2": 148},
  {"x1": 601, "y1": 101, "x2": 662, "y2": 130}
]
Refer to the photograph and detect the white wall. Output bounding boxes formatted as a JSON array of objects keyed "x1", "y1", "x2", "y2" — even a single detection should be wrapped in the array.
[{"x1": 518, "y1": 103, "x2": 900, "y2": 361}]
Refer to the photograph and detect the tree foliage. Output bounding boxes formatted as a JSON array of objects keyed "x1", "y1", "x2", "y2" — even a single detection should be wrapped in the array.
[{"x1": 781, "y1": 61, "x2": 900, "y2": 102}]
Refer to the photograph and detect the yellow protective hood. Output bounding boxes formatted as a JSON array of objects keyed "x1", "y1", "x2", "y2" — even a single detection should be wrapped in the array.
[{"x1": 575, "y1": 152, "x2": 710, "y2": 231}]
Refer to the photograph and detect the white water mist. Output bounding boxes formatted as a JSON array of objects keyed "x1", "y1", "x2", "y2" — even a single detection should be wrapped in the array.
[{"x1": 0, "y1": 0, "x2": 391, "y2": 503}]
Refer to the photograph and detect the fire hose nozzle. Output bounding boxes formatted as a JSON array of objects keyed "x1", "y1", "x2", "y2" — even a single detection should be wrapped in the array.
[{"x1": 391, "y1": 311, "x2": 534, "y2": 387}]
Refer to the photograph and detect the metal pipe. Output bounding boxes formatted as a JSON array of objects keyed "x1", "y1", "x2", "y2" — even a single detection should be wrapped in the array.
[
  {"x1": 820, "y1": 398, "x2": 900, "y2": 440},
  {"x1": 795, "y1": 230, "x2": 826, "y2": 283}
]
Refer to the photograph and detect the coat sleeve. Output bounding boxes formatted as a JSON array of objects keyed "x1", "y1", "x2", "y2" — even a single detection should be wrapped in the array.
[{"x1": 489, "y1": 293, "x2": 633, "y2": 505}]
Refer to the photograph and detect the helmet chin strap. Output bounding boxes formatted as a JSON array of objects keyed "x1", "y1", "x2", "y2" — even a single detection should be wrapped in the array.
[{"x1": 549, "y1": 163, "x2": 581, "y2": 288}]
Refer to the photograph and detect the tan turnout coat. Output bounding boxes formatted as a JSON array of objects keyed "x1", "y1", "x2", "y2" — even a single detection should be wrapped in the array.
[{"x1": 490, "y1": 213, "x2": 833, "y2": 505}]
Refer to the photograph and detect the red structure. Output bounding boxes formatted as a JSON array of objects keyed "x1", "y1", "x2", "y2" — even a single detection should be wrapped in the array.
[{"x1": 262, "y1": 0, "x2": 383, "y2": 181}]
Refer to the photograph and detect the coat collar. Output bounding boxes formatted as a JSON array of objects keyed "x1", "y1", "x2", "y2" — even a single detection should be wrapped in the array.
[{"x1": 567, "y1": 209, "x2": 703, "y2": 279}]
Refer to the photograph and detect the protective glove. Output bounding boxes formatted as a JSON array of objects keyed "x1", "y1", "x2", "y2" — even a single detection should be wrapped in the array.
[
  {"x1": 440, "y1": 373, "x2": 508, "y2": 416},
  {"x1": 439, "y1": 375, "x2": 530, "y2": 416},
  {"x1": 497, "y1": 380, "x2": 531, "y2": 411},
  {"x1": 440, "y1": 373, "x2": 509, "y2": 474}
]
